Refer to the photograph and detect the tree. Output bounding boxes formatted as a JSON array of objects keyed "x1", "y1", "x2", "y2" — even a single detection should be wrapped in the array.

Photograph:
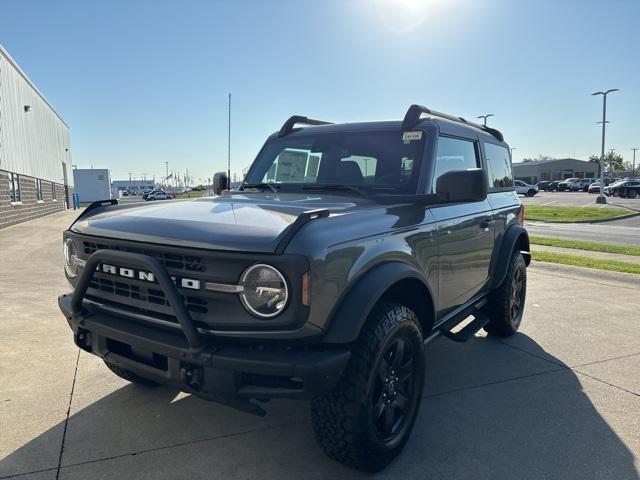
[
  {"x1": 522, "y1": 154, "x2": 555, "y2": 163},
  {"x1": 589, "y1": 150, "x2": 625, "y2": 172}
]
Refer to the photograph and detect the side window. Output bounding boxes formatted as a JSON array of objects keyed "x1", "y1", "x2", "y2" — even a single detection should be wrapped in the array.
[
  {"x1": 431, "y1": 137, "x2": 478, "y2": 192},
  {"x1": 484, "y1": 143, "x2": 514, "y2": 189}
]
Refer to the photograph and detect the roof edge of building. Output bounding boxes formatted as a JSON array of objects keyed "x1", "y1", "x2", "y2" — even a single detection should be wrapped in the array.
[{"x1": 0, "y1": 44, "x2": 69, "y2": 129}]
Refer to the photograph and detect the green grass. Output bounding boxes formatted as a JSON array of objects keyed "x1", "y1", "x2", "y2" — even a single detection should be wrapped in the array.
[
  {"x1": 175, "y1": 190, "x2": 210, "y2": 199},
  {"x1": 533, "y1": 251, "x2": 640, "y2": 275},
  {"x1": 530, "y1": 236, "x2": 640, "y2": 257},
  {"x1": 525, "y1": 205, "x2": 633, "y2": 223}
]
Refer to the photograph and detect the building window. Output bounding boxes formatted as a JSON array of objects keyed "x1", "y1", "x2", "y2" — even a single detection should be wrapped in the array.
[
  {"x1": 52, "y1": 183, "x2": 57, "y2": 200},
  {"x1": 9, "y1": 173, "x2": 21, "y2": 202},
  {"x1": 35, "y1": 178, "x2": 43, "y2": 201}
]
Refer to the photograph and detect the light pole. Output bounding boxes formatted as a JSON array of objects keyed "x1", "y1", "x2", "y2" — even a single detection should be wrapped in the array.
[
  {"x1": 632, "y1": 148, "x2": 638, "y2": 177},
  {"x1": 592, "y1": 89, "x2": 618, "y2": 204},
  {"x1": 477, "y1": 114, "x2": 494, "y2": 126}
]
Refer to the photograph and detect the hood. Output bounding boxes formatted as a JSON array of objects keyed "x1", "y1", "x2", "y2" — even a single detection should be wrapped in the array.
[{"x1": 71, "y1": 193, "x2": 375, "y2": 253}]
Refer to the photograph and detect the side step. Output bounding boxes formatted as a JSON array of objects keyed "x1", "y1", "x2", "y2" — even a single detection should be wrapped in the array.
[
  {"x1": 434, "y1": 298, "x2": 490, "y2": 343},
  {"x1": 440, "y1": 311, "x2": 491, "y2": 342}
]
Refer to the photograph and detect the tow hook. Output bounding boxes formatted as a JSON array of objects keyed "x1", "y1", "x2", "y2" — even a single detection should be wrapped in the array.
[
  {"x1": 76, "y1": 329, "x2": 92, "y2": 352},
  {"x1": 180, "y1": 364, "x2": 204, "y2": 391}
]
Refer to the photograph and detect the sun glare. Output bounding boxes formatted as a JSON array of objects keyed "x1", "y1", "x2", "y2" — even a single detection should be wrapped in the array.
[{"x1": 374, "y1": 0, "x2": 439, "y2": 34}]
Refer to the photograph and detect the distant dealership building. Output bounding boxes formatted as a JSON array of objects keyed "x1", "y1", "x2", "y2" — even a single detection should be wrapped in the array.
[
  {"x1": 0, "y1": 44, "x2": 73, "y2": 229},
  {"x1": 512, "y1": 158, "x2": 598, "y2": 184},
  {"x1": 73, "y1": 168, "x2": 112, "y2": 203},
  {"x1": 111, "y1": 179, "x2": 155, "y2": 197}
]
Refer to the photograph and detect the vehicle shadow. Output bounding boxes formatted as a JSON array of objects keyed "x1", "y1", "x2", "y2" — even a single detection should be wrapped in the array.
[{"x1": 1, "y1": 334, "x2": 637, "y2": 480}]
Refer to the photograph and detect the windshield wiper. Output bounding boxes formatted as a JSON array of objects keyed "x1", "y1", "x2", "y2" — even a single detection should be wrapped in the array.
[
  {"x1": 301, "y1": 184, "x2": 367, "y2": 196},
  {"x1": 241, "y1": 182, "x2": 280, "y2": 193}
]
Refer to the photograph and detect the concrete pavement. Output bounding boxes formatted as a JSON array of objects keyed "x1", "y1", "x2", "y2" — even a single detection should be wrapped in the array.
[
  {"x1": 1, "y1": 211, "x2": 639, "y2": 480},
  {"x1": 526, "y1": 220, "x2": 640, "y2": 245},
  {"x1": 521, "y1": 191, "x2": 640, "y2": 212}
]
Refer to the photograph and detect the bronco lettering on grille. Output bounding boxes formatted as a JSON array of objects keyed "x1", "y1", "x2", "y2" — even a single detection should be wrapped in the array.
[{"x1": 97, "y1": 263, "x2": 201, "y2": 290}]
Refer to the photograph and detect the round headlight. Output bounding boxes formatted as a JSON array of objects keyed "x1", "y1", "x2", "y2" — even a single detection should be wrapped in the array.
[
  {"x1": 239, "y1": 264, "x2": 288, "y2": 318},
  {"x1": 63, "y1": 238, "x2": 79, "y2": 278}
]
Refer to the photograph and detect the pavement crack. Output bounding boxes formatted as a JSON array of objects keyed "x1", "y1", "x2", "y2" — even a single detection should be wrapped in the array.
[
  {"x1": 55, "y1": 348, "x2": 81, "y2": 480},
  {"x1": 422, "y1": 366, "x2": 567, "y2": 399},
  {"x1": 495, "y1": 338, "x2": 566, "y2": 367},
  {"x1": 56, "y1": 419, "x2": 308, "y2": 473},
  {"x1": 574, "y1": 370, "x2": 640, "y2": 398}
]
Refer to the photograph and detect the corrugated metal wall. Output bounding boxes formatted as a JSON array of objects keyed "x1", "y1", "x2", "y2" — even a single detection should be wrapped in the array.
[{"x1": 0, "y1": 46, "x2": 72, "y2": 186}]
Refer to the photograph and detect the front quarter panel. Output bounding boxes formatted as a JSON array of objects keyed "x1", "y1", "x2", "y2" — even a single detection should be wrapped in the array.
[{"x1": 286, "y1": 204, "x2": 438, "y2": 333}]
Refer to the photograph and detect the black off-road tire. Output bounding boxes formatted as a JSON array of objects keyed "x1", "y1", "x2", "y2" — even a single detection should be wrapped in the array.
[
  {"x1": 310, "y1": 303, "x2": 425, "y2": 472},
  {"x1": 104, "y1": 361, "x2": 159, "y2": 386},
  {"x1": 483, "y1": 251, "x2": 527, "y2": 337}
]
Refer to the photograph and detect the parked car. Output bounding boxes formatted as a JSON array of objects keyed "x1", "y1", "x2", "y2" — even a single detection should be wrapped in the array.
[
  {"x1": 588, "y1": 181, "x2": 604, "y2": 194},
  {"x1": 557, "y1": 178, "x2": 577, "y2": 191},
  {"x1": 576, "y1": 178, "x2": 595, "y2": 191},
  {"x1": 145, "y1": 190, "x2": 172, "y2": 201},
  {"x1": 536, "y1": 180, "x2": 557, "y2": 191},
  {"x1": 515, "y1": 180, "x2": 539, "y2": 196},
  {"x1": 607, "y1": 179, "x2": 640, "y2": 198},
  {"x1": 59, "y1": 104, "x2": 529, "y2": 472}
]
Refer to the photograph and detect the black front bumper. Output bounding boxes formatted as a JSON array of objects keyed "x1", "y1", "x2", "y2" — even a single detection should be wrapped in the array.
[
  {"x1": 58, "y1": 249, "x2": 349, "y2": 412},
  {"x1": 59, "y1": 294, "x2": 350, "y2": 408}
]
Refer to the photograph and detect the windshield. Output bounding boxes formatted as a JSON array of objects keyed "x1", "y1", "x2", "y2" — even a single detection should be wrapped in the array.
[{"x1": 243, "y1": 131, "x2": 424, "y2": 194}]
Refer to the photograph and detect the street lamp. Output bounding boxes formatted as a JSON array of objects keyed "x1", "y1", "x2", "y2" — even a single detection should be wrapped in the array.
[
  {"x1": 631, "y1": 148, "x2": 638, "y2": 177},
  {"x1": 592, "y1": 89, "x2": 619, "y2": 204},
  {"x1": 477, "y1": 114, "x2": 494, "y2": 126}
]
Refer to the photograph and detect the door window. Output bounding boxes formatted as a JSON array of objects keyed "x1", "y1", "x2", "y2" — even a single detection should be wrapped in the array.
[{"x1": 431, "y1": 137, "x2": 479, "y2": 192}]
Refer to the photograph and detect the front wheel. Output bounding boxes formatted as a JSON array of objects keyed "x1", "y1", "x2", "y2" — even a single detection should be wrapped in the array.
[
  {"x1": 311, "y1": 303, "x2": 425, "y2": 472},
  {"x1": 526, "y1": 189, "x2": 537, "y2": 197},
  {"x1": 483, "y1": 251, "x2": 527, "y2": 337}
]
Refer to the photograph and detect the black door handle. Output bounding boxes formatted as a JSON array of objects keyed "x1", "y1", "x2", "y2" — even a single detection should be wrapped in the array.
[{"x1": 480, "y1": 218, "x2": 496, "y2": 229}]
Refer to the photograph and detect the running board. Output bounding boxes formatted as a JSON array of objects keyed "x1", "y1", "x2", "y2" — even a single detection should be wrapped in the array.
[
  {"x1": 440, "y1": 311, "x2": 490, "y2": 343},
  {"x1": 426, "y1": 297, "x2": 489, "y2": 344}
]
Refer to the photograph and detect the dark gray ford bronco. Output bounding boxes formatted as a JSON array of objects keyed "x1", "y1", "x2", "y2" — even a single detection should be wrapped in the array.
[{"x1": 59, "y1": 104, "x2": 530, "y2": 471}]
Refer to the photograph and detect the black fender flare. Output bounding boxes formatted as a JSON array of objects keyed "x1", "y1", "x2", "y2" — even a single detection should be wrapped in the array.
[
  {"x1": 322, "y1": 262, "x2": 433, "y2": 345},
  {"x1": 490, "y1": 225, "x2": 531, "y2": 289}
]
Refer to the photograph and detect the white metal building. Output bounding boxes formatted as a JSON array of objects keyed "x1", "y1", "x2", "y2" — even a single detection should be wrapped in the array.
[{"x1": 0, "y1": 44, "x2": 73, "y2": 228}]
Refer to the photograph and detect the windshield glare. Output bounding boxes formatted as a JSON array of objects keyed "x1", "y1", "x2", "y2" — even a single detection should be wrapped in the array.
[{"x1": 244, "y1": 131, "x2": 424, "y2": 194}]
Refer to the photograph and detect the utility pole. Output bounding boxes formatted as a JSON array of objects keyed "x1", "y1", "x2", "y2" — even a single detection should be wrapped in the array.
[
  {"x1": 632, "y1": 148, "x2": 638, "y2": 177},
  {"x1": 477, "y1": 114, "x2": 494, "y2": 126},
  {"x1": 228, "y1": 93, "x2": 232, "y2": 190},
  {"x1": 165, "y1": 161, "x2": 169, "y2": 185},
  {"x1": 592, "y1": 89, "x2": 619, "y2": 204}
]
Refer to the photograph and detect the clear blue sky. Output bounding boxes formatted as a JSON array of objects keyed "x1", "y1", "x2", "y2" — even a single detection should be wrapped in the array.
[{"x1": 1, "y1": 0, "x2": 639, "y2": 183}]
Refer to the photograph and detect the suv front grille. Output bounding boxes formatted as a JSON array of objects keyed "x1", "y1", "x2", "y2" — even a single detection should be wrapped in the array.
[
  {"x1": 83, "y1": 241, "x2": 205, "y2": 273},
  {"x1": 88, "y1": 276, "x2": 208, "y2": 314}
]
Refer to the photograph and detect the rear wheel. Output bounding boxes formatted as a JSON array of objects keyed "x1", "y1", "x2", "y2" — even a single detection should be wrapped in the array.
[
  {"x1": 311, "y1": 303, "x2": 425, "y2": 472},
  {"x1": 628, "y1": 189, "x2": 638, "y2": 199},
  {"x1": 484, "y1": 251, "x2": 527, "y2": 337},
  {"x1": 104, "y1": 361, "x2": 159, "y2": 386}
]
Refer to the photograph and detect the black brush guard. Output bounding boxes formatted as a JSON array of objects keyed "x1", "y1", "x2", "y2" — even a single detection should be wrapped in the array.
[{"x1": 59, "y1": 249, "x2": 350, "y2": 413}]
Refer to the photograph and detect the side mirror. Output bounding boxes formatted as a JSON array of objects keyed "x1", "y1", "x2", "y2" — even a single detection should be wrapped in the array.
[
  {"x1": 436, "y1": 168, "x2": 488, "y2": 203},
  {"x1": 212, "y1": 171, "x2": 228, "y2": 195}
]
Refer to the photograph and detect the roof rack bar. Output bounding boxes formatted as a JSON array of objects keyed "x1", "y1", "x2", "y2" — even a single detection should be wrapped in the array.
[
  {"x1": 402, "y1": 104, "x2": 504, "y2": 142},
  {"x1": 278, "y1": 115, "x2": 333, "y2": 137}
]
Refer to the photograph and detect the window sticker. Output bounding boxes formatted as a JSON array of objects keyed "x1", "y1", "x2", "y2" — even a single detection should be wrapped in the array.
[{"x1": 402, "y1": 131, "x2": 423, "y2": 141}]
